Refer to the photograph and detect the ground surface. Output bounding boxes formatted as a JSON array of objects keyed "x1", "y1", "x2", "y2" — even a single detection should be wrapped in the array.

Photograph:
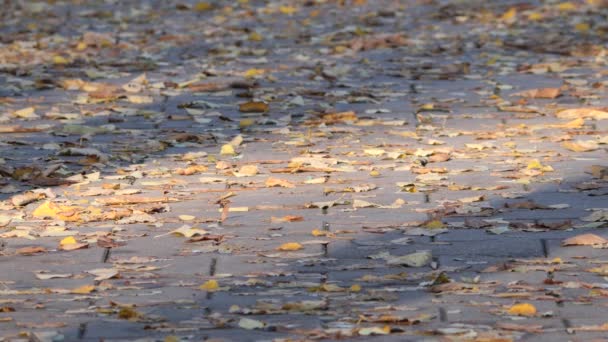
[{"x1": 1, "y1": 0, "x2": 608, "y2": 341}]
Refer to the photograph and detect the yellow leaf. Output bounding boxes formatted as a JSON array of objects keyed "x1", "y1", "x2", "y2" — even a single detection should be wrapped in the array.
[
  {"x1": 350, "y1": 284, "x2": 362, "y2": 292},
  {"x1": 71, "y1": 285, "x2": 95, "y2": 294},
  {"x1": 507, "y1": 303, "x2": 537, "y2": 316},
  {"x1": 278, "y1": 242, "x2": 303, "y2": 251},
  {"x1": 575, "y1": 22, "x2": 590, "y2": 32},
  {"x1": 60, "y1": 236, "x2": 77, "y2": 245},
  {"x1": 527, "y1": 12, "x2": 543, "y2": 20},
  {"x1": 243, "y1": 68, "x2": 265, "y2": 78},
  {"x1": 557, "y1": 2, "x2": 576, "y2": 11},
  {"x1": 249, "y1": 32, "x2": 263, "y2": 41},
  {"x1": 526, "y1": 160, "x2": 553, "y2": 172},
  {"x1": 194, "y1": 2, "x2": 213, "y2": 11},
  {"x1": 239, "y1": 118, "x2": 255, "y2": 128},
  {"x1": 239, "y1": 101, "x2": 269, "y2": 113},
  {"x1": 425, "y1": 220, "x2": 444, "y2": 229},
  {"x1": 118, "y1": 307, "x2": 140, "y2": 320},
  {"x1": 501, "y1": 7, "x2": 517, "y2": 22},
  {"x1": 32, "y1": 201, "x2": 81, "y2": 222},
  {"x1": 369, "y1": 170, "x2": 380, "y2": 177},
  {"x1": 279, "y1": 5, "x2": 297, "y2": 15},
  {"x1": 200, "y1": 279, "x2": 219, "y2": 291},
  {"x1": 53, "y1": 55, "x2": 69, "y2": 65},
  {"x1": 220, "y1": 144, "x2": 236, "y2": 156}
]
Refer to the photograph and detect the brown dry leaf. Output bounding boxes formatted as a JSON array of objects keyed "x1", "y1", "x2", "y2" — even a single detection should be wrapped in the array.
[
  {"x1": 265, "y1": 177, "x2": 295, "y2": 188},
  {"x1": 174, "y1": 165, "x2": 208, "y2": 175},
  {"x1": 562, "y1": 233, "x2": 608, "y2": 246},
  {"x1": 321, "y1": 111, "x2": 357, "y2": 124},
  {"x1": 562, "y1": 140, "x2": 599, "y2": 152},
  {"x1": 350, "y1": 33, "x2": 407, "y2": 51},
  {"x1": 513, "y1": 88, "x2": 561, "y2": 99},
  {"x1": 15, "y1": 246, "x2": 47, "y2": 255},
  {"x1": 11, "y1": 191, "x2": 47, "y2": 207},
  {"x1": 239, "y1": 101, "x2": 269, "y2": 113}
]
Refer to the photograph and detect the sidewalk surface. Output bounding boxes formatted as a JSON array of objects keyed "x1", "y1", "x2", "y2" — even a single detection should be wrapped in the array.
[{"x1": 1, "y1": 0, "x2": 608, "y2": 341}]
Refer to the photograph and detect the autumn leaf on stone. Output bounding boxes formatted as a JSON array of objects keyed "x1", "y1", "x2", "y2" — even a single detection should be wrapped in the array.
[
  {"x1": 32, "y1": 201, "x2": 82, "y2": 222},
  {"x1": 357, "y1": 325, "x2": 391, "y2": 336},
  {"x1": 199, "y1": 279, "x2": 219, "y2": 291},
  {"x1": 556, "y1": 108, "x2": 608, "y2": 120},
  {"x1": 562, "y1": 233, "x2": 608, "y2": 246},
  {"x1": 232, "y1": 165, "x2": 259, "y2": 177},
  {"x1": 265, "y1": 177, "x2": 295, "y2": 188},
  {"x1": 239, "y1": 101, "x2": 268, "y2": 113},
  {"x1": 321, "y1": 111, "x2": 357, "y2": 124},
  {"x1": 174, "y1": 165, "x2": 208, "y2": 175},
  {"x1": 512, "y1": 88, "x2": 561, "y2": 99},
  {"x1": 271, "y1": 215, "x2": 304, "y2": 223},
  {"x1": 238, "y1": 317, "x2": 265, "y2": 330},
  {"x1": 562, "y1": 140, "x2": 599, "y2": 152},
  {"x1": 71, "y1": 285, "x2": 95, "y2": 295},
  {"x1": 277, "y1": 242, "x2": 303, "y2": 251},
  {"x1": 159, "y1": 225, "x2": 208, "y2": 239},
  {"x1": 59, "y1": 236, "x2": 89, "y2": 251},
  {"x1": 86, "y1": 268, "x2": 119, "y2": 281},
  {"x1": 507, "y1": 303, "x2": 537, "y2": 316},
  {"x1": 16, "y1": 246, "x2": 47, "y2": 256}
]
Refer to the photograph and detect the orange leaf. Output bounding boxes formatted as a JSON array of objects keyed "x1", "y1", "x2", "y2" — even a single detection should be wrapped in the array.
[
  {"x1": 277, "y1": 242, "x2": 303, "y2": 251},
  {"x1": 507, "y1": 303, "x2": 536, "y2": 316}
]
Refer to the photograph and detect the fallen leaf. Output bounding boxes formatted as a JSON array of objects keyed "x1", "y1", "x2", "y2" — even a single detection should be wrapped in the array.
[
  {"x1": 562, "y1": 140, "x2": 599, "y2": 152},
  {"x1": 507, "y1": 303, "x2": 537, "y2": 316},
  {"x1": 238, "y1": 317, "x2": 265, "y2": 330},
  {"x1": 265, "y1": 177, "x2": 295, "y2": 188},
  {"x1": 513, "y1": 88, "x2": 561, "y2": 99},
  {"x1": 239, "y1": 101, "x2": 269, "y2": 113},
  {"x1": 232, "y1": 165, "x2": 259, "y2": 177},
  {"x1": 16, "y1": 246, "x2": 47, "y2": 255},
  {"x1": 277, "y1": 242, "x2": 303, "y2": 251},
  {"x1": 556, "y1": 108, "x2": 608, "y2": 120},
  {"x1": 220, "y1": 144, "x2": 236, "y2": 156},
  {"x1": 165, "y1": 225, "x2": 208, "y2": 238},
  {"x1": 358, "y1": 325, "x2": 391, "y2": 336},
  {"x1": 87, "y1": 268, "x2": 119, "y2": 281},
  {"x1": 271, "y1": 215, "x2": 303, "y2": 223},
  {"x1": 562, "y1": 233, "x2": 608, "y2": 246},
  {"x1": 200, "y1": 279, "x2": 219, "y2": 291},
  {"x1": 71, "y1": 285, "x2": 95, "y2": 294}
]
